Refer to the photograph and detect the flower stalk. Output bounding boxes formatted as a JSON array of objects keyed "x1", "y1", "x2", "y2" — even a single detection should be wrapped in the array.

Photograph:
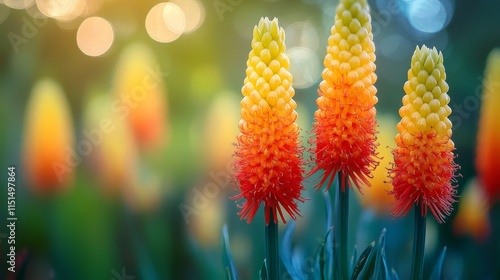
[
  {"x1": 334, "y1": 171, "x2": 349, "y2": 280},
  {"x1": 265, "y1": 209, "x2": 279, "y2": 280},
  {"x1": 411, "y1": 206, "x2": 426, "y2": 280}
]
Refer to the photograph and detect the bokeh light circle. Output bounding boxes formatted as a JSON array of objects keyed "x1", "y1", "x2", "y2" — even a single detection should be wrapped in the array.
[
  {"x1": 408, "y1": 0, "x2": 447, "y2": 33},
  {"x1": 145, "y1": 2, "x2": 186, "y2": 43},
  {"x1": 76, "y1": 17, "x2": 114, "y2": 57},
  {"x1": 170, "y1": 0, "x2": 205, "y2": 33},
  {"x1": 287, "y1": 47, "x2": 321, "y2": 89}
]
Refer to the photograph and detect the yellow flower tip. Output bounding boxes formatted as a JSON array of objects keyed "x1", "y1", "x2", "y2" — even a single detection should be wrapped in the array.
[
  {"x1": 390, "y1": 45, "x2": 459, "y2": 223},
  {"x1": 476, "y1": 48, "x2": 500, "y2": 204},
  {"x1": 311, "y1": 0, "x2": 379, "y2": 192},
  {"x1": 233, "y1": 17, "x2": 305, "y2": 224},
  {"x1": 22, "y1": 79, "x2": 75, "y2": 195}
]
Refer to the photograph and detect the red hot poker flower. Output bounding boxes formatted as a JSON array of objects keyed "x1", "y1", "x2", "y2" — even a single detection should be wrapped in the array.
[
  {"x1": 390, "y1": 45, "x2": 458, "y2": 223},
  {"x1": 233, "y1": 17, "x2": 305, "y2": 224},
  {"x1": 310, "y1": 0, "x2": 379, "y2": 192}
]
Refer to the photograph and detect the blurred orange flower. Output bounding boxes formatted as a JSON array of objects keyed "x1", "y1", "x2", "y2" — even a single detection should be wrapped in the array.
[
  {"x1": 390, "y1": 45, "x2": 458, "y2": 223},
  {"x1": 310, "y1": 0, "x2": 379, "y2": 191},
  {"x1": 233, "y1": 17, "x2": 305, "y2": 224},
  {"x1": 113, "y1": 43, "x2": 169, "y2": 150},
  {"x1": 22, "y1": 79, "x2": 74, "y2": 194},
  {"x1": 355, "y1": 115, "x2": 396, "y2": 215},
  {"x1": 475, "y1": 48, "x2": 500, "y2": 204},
  {"x1": 453, "y1": 178, "x2": 491, "y2": 241}
]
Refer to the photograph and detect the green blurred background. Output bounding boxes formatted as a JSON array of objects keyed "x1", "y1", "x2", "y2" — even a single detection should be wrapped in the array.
[{"x1": 0, "y1": 0, "x2": 499, "y2": 279}]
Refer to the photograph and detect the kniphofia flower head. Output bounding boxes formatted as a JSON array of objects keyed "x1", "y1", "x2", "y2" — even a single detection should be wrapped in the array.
[
  {"x1": 390, "y1": 45, "x2": 458, "y2": 223},
  {"x1": 475, "y1": 48, "x2": 500, "y2": 204},
  {"x1": 233, "y1": 17, "x2": 305, "y2": 224},
  {"x1": 310, "y1": 0, "x2": 378, "y2": 191},
  {"x1": 22, "y1": 79, "x2": 74, "y2": 194}
]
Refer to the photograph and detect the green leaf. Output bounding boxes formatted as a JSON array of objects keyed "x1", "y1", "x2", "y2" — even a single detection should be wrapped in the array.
[
  {"x1": 351, "y1": 241, "x2": 377, "y2": 280},
  {"x1": 280, "y1": 221, "x2": 297, "y2": 279},
  {"x1": 320, "y1": 227, "x2": 334, "y2": 280},
  {"x1": 350, "y1": 245, "x2": 358, "y2": 277},
  {"x1": 222, "y1": 225, "x2": 238, "y2": 280},
  {"x1": 373, "y1": 228, "x2": 387, "y2": 280},
  {"x1": 430, "y1": 247, "x2": 447, "y2": 280},
  {"x1": 260, "y1": 259, "x2": 267, "y2": 280}
]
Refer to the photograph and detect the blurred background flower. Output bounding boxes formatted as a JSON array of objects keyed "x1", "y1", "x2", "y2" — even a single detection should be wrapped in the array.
[
  {"x1": 21, "y1": 78, "x2": 75, "y2": 195},
  {"x1": 354, "y1": 114, "x2": 396, "y2": 216},
  {"x1": 475, "y1": 48, "x2": 500, "y2": 205}
]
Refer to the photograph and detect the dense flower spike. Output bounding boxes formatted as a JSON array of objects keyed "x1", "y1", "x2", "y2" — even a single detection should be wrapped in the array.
[
  {"x1": 22, "y1": 79, "x2": 74, "y2": 194},
  {"x1": 233, "y1": 17, "x2": 305, "y2": 224},
  {"x1": 475, "y1": 49, "x2": 500, "y2": 204},
  {"x1": 390, "y1": 45, "x2": 458, "y2": 223},
  {"x1": 310, "y1": 0, "x2": 378, "y2": 191}
]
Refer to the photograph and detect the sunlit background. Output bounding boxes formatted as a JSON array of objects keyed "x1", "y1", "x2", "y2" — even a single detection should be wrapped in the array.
[{"x1": 0, "y1": 0, "x2": 499, "y2": 279}]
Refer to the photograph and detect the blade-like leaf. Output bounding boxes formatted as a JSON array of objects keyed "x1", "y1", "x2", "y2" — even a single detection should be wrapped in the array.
[
  {"x1": 320, "y1": 227, "x2": 334, "y2": 280},
  {"x1": 391, "y1": 268, "x2": 400, "y2": 280},
  {"x1": 350, "y1": 245, "x2": 358, "y2": 277},
  {"x1": 430, "y1": 247, "x2": 447, "y2": 280},
  {"x1": 324, "y1": 190, "x2": 333, "y2": 232},
  {"x1": 352, "y1": 241, "x2": 378, "y2": 280},
  {"x1": 373, "y1": 228, "x2": 387, "y2": 280},
  {"x1": 280, "y1": 221, "x2": 298, "y2": 279},
  {"x1": 350, "y1": 241, "x2": 376, "y2": 280},
  {"x1": 222, "y1": 225, "x2": 238, "y2": 280},
  {"x1": 324, "y1": 190, "x2": 334, "y2": 279},
  {"x1": 260, "y1": 259, "x2": 267, "y2": 280}
]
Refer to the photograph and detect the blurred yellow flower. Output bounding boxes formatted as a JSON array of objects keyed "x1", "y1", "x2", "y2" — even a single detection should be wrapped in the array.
[
  {"x1": 355, "y1": 115, "x2": 396, "y2": 215},
  {"x1": 82, "y1": 93, "x2": 138, "y2": 196},
  {"x1": 113, "y1": 43, "x2": 169, "y2": 151},
  {"x1": 22, "y1": 79, "x2": 74, "y2": 194},
  {"x1": 453, "y1": 178, "x2": 491, "y2": 241},
  {"x1": 203, "y1": 92, "x2": 239, "y2": 170},
  {"x1": 476, "y1": 48, "x2": 500, "y2": 205}
]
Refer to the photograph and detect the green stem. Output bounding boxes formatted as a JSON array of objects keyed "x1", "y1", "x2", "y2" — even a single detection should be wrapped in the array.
[
  {"x1": 334, "y1": 172, "x2": 348, "y2": 280},
  {"x1": 266, "y1": 208, "x2": 279, "y2": 280},
  {"x1": 411, "y1": 206, "x2": 426, "y2": 280}
]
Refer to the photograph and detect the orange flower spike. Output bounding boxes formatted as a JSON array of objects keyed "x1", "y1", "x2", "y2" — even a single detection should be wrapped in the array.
[
  {"x1": 22, "y1": 79, "x2": 75, "y2": 194},
  {"x1": 311, "y1": 0, "x2": 378, "y2": 191},
  {"x1": 113, "y1": 43, "x2": 168, "y2": 150},
  {"x1": 453, "y1": 178, "x2": 491, "y2": 241},
  {"x1": 390, "y1": 45, "x2": 459, "y2": 223},
  {"x1": 233, "y1": 17, "x2": 305, "y2": 224},
  {"x1": 475, "y1": 48, "x2": 500, "y2": 204}
]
